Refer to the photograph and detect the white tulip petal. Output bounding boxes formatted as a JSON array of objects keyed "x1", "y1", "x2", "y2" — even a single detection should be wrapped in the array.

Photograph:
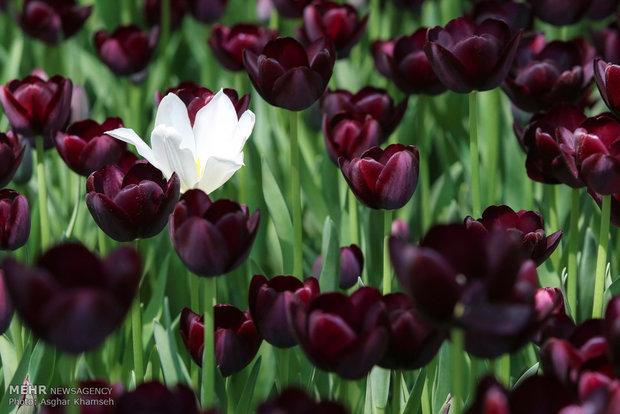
[
  {"x1": 155, "y1": 93, "x2": 195, "y2": 152},
  {"x1": 105, "y1": 127, "x2": 164, "y2": 170},
  {"x1": 194, "y1": 156, "x2": 243, "y2": 194},
  {"x1": 193, "y1": 90, "x2": 240, "y2": 161},
  {"x1": 230, "y1": 110, "x2": 255, "y2": 156},
  {"x1": 150, "y1": 125, "x2": 197, "y2": 190}
]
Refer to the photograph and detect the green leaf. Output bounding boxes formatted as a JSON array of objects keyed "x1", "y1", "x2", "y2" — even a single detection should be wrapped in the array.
[
  {"x1": 143, "y1": 253, "x2": 171, "y2": 342},
  {"x1": 234, "y1": 357, "x2": 262, "y2": 414},
  {"x1": 319, "y1": 217, "x2": 339, "y2": 292},
  {"x1": 578, "y1": 228, "x2": 597, "y2": 322},
  {"x1": 0, "y1": 336, "x2": 17, "y2": 389},
  {"x1": 28, "y1": 341, "x2": 55, "y2": 387},
  {"x1": 514, "y1": 362, "x2": 539, "y2": 388},
  {"x1": 0, "y1": 342, "x2": 32, "y2": 414},
  {"x1": 403, "y1": 369, "x2": 427, "y2": 414},
  {"x1": 433, "y1": 343, "x2": 452, "y2": 414},
  {"x1": 153, "y1": 314, "x2": 191, "y2": 386},
  {"x1": 370, "y1": 366, "x2": 390, "y2": 410}
]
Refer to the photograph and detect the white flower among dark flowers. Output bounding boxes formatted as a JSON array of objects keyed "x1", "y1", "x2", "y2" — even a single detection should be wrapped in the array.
[{"x1": 106, "y1": 89, "x2": 255, "y2": 193}]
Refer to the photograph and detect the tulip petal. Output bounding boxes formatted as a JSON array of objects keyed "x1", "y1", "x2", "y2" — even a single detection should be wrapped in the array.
[
  {"x1": 106, "y1": 127, "x2": 162, "y2": 172},
  {"x1": 154, "y1": 93, "x2": 195, "y2": 152},
  {"x1": 150, "y1": 125, "x2": 197, "y2": 191},
  {"x1": 194, "y1": 156, "x2": 243, "y2": 194}
]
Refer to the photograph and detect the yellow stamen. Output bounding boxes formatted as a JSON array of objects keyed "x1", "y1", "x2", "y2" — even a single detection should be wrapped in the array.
[{"x1": 195, "y1": 156, "x2": 204, "y2": 177}]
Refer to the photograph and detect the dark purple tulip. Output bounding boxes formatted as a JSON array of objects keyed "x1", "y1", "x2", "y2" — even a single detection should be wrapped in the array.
[
  {"x1": 339, "y1": 144, "x2": 419, "y2": 210},
  {"x1": 157, "y1": 82, "x2": 250, "y2": 123},
  {"x1": 180, "y1": 306, "x2": 262, "y2": 377},
  {"x1": 169, "y1": 190, "x2": 260, "y2": 277},
  {"x1": 586, "y1": 0, "x2": 620, "y2": 20},
  {"x1": 0, "y1": 190, "x2": 30, "y2": 251},
  {"x1": 243, "y1": 36, "x2": 336, "y2": 111},
  {"x1": 2, "y1": 243, "x2": 141, "y2": 353},
  {"x1": 322, "y1": 114, "x2": 382, "y2": 165},
  {"x1": 208, "y1": 23, "x2": 278, "y2": 72},
  {"x1": 527, "y1": 0, "x2": 589, "y2": 26},
  {"x1": 0, "y1": 74, "x2": 72, "y2": 146},
  {"x1": 594, "y1": 59, "x2": 620, "y2": 119},
  {"x1": 378, "y1": 293, "x2": 445, "y2": 370},
  {"x1": 312, "y1": 244, "x2": 364, "y2": 289},
  {"x1": 513, "y1": 104, "x2": 587, "y2": 188},
  {"x1": 320, "y1": 87, "x2": 408, "y2": 140},
  {"x1": 289, "y1": 287, "x2": 389, "y2": 379},
  {"x1": 55, "y1": 117, "x2": 127, "y2": 177},
  {"x1": 605, "y1": 296, "x2": 620, "y2": 378},
  {"x1": 19, "y1": 0, "x2": 92, "y2": 44},
  {"x1": 390, "y1": 224, "x2": 547, "y2": 358},
  {"x1": 85, "y1": 163, "x2": 180, "y2": 242},
  {"x1": 592, "y1": 29, "x2": 620, "y2": 65},
  {"x1": 424, "y1": 17, "x2": 521, "y2": 93},
  {"x1": 575, "y1": 113, "x2": 620, "y2": 194},
  {"x1": 249, "y1": 274, "x2": 320, "y2": 347},
  {"x1": 534, "y1": 287, "x2": 576, "y2": 345},
  {"x1": 0, "y1": 270, "x2": 13, "y2": 335},
  {"x1": 94, "y1": 25, "x2": 159, "y2": 81},
  {"x1": 186, "y1": 0, "x2": 227, "y2": 23},
  {"x1": 470, "y1": 1, "x2": 533, "y2": 35},
  {"x1": 116, "y1": 382, "x2": 207, "y2": 414},
  {"x1": 464, "y1": 205, "x2": 563, "y2": 267},
  {"x1": 502, "y1": 38, "x2": 594, "y2": 113},
  {"x1": 144, "y1": 0, "x2": 186, "y2": 30},
  {"x1": 297, "y1": 1, "x2": 368, "y2": 59},
  {"x1": 371, "y1": 29, "x2": 447, "y2": 95},
  {"x1": 389, "y1": 0, "x2": 425, "y2": 12},
  {"x1": 271, "y1": 0, "x2": 312, "y2": 18},
  {"x1": 256, "y1": 387, "x2": 348, "y2": 414},
  {"x1": 0, "y1": 132, "x2": 25, "y2": 189}
]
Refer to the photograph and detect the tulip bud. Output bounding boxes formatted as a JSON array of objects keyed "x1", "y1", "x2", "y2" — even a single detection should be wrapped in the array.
[
  {"x1": 116, "y1": 382, "x2": 207, "y2": 414},
  {"x1": 0, "y1": 131, "x2": 25, "y2": 189},
  {"x1": 180, "y1": 305, "x2": 262, "y2": 377},
  {"x1": 534, "y1": 287, "x2": 576, "y2": 345},
  {"x1": 86, "y1": 163, "x2": 180, "y2": 242},
  {"x1": 592, "y1": 29, "x2": 620, "y2": 65},
  {"x1": 144, "y1": 0, "x2": 186, "y2": 30},
  {"x1": 19, "y1": 0, "x2": 92, "y2": 44},
  {"x1": 312, "y1": 244, "x2": 364, "y2": 289},
  {"x1": 208, "y1": 23, "x2": 278, "y2": 72},
  {"x1": 243, "y1": 37, "x2": 336, "y2": 111},
  {"x1": 322, "y1": 114, "x2": 382, "y2": 165},
  {"x1": 271, "y1": 0, "x2": 312, "y2": 18},
  {"x1": 339, "y1": 144, "x2": 419, "y2": 210},
  {"x1": 169, "y1": 190, "x2": 260, "y2": 277},
  {"x1": 249, "y1": 275, "x2": 320, "y2": 347},
  {"x1": 0, "y1": 189, "x2": 30, "y2": 251},
  {"x1": 186, "y1": 0, "x2": 227, "y2": 23},
  {"x1": 256, "y1": 387, "x2": 348, "y2": 413},
  {"x1": 0, "y1": 270, "x2": 13, "y2": 335},
  {"x1": 2, "y1": 243, "x2": 141, "y2": 353},
  {"x1": 594, "y1": 59, "x2": 620, "y2": 119}
]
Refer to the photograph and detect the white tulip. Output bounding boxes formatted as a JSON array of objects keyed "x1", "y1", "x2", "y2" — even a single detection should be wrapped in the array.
[{"x1": 106, "y1": 89, "x2": 255, "y2": 193}]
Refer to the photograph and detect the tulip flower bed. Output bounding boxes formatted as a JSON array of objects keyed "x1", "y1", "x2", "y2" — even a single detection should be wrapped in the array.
[{"x1": 4, "y1": 0, "x2": 620, "y2": 413}]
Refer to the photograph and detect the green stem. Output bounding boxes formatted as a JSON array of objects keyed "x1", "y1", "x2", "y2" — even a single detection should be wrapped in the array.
[
  {"x1": 369, "y1": 0, "x2": 381, "y2": 40},
  {"x1": 129, "y1": 83, "x2": 142, "y2": 137},
  {"x1": 10, "y1": 317, "x2": 23, "y2": 359},
  {"x1": 35, "y1": 136, "x2": 50, "y2": 251},
  {"x1": 189, "y1": 271, "x2": 201, "y2": 388},
  {"x1": 486, "y1": 90, "x2": 500, "y2": 205},
  {"x1": 131, "y1": 293, "x2": 144, "y2": 381},
  {"x1": 451, "y1": 328, "x2": 465, "y2": 414},
  {"x1": 497, "y1": 354, "x2": 510, "y2": 386},
  {"x1": 592, "y1": 194, "x2": 611, "y2": 318},
  {"x1": 64, "y1": 174, "x2": 81, "y2": 239},
  {"x1": 202, "y1": 277, "x2": 217, "y2": 408},
  {"x1": 98, "y1": 230, "x2": 107, "y2": 256},
  {"x1": 383, "y1": 210, "x2": 393, "y2": 294},
  {"x1": 418, "y1": 96, "x2": 431, "y2": 233},
  {"x1": 278, "y1": 347, "x2": 291, "y2": 390},
  {"x1": 469, "y1": 91, "x2": 481, "y2": 217},
  {"x1": 290, "y1": 111, "x2": 303, "y2": 277},
  {"x1": 567, "y1": 188, "x2": 580, "y2": 318},
  {"x1": 349, "y1": 190, "x2": 359, "y2": 245},
  {"x1": 392, "y1": 370, "x2": 402, "y2": 414}
]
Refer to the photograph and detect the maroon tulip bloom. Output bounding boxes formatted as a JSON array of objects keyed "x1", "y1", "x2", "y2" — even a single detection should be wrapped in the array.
[
  {"x1": 586, "y1": 0, "x2": 620, "y2": 20},
  {"x1": 2, "y1": 243, "x2": 141, "y2": 353},
  {"x1": 19, "y1": 0, "x2": 92, "y2": 44},
  {"x1": 312, "y1": 244, "x2": 364, "y2": 289},
  {"x1": 86, "y1": 163, "x2": 180, "y2": 242},
  {"x1": 208, "y1": 23, "x2": 278, "y2": 72},
  {"x1": 289, "y1": 287, "x2": 389, "y2": 379},
  {"x1": 249, "y1": 274, "x2": 320, "y2": 347},
  {"x1": 0, "y1": 131, "x2": 25, "y2": 189},
  {"x1": 116, "y1": 382, "x2": 207, "y2": 414},
  {"x1": 371, "y1": 29, "x2": 447, "y2": 95},
  {"x1": 424, "y1": 17, "x2": 521, "y2": 93},
  {"x1": 186, "y1": 0, "x2": 227, "y2": 23},
  {"x1": 0, "y1": 74, "x2": 72, "y2": 146},
  {"x1": 322, "y1": 114, "x2": 382, "y2": 164},
  {"x1": 55, "y1": 117, "x2": 128, "y2": 177},
  {"x1": 575, "y1": 113, "x2": 620, "y2": 194},
  {"x1": 271, "y1": 0, "x2": 312, "y2": 18},
  {"x1": 0, "y1": 190, "x2": 30, "y2": 251},
  {"x1": 0, "y1": 270, "x2": 13, "y2": 335},
  {"x1": 527, "y1": 0, "x2": 589, "y2": 26},
  {"x1": 513, "y1": 104, "x2": 587, "y2": 188},
  {"x1": 320, "y1": 87, "x2": 408, "y2": 140},
  {"x1": 464, "y1": 205, "x2": 563, "y2": 266},
  {"x1": 534, "y1": 287, "x2": 576, "y2": 345},
  {"x1": 339, "y1": 144, "x2": 419, "y2": 210},
  {"x1": 592, "y1": 29, "x2": 620, "y2": 65},
  {"x1": 94, "y1": 25, "x2": 159, "y2": 81},
  {"x1": 243, "y1": 37, "x2": 336, "y2": 111},
  {"x1": 256, "y1": 387, "x2": 348, "y2": 414},
  {"x1": 390, "y1": 224, "x2": 548, "y2": 358},
  {"x1": 180, "y1": 306, "x2": 262, "y2": 377},
  {"x1": 144, "y1": 0, "x2": 186, "y2": 30},
  {"x1": 169, "y1": 190, "x2": 259, "y2": 277},
  {"x1": 470, "y1": 1, "x2": 533, "y2": 35},
  {"x1": 378, "y1": 293, "x2": 445, "y2": 370},
  {"x1": 297, "y1": 1, "x2": 368, "y2": 59},
  {"x1": 157, "y1": 82, "x2": 250, "y2": 124},
  {"x1": 594, "y1": 59, "x2": 620, "y2": 119},
  {"x1": 605, "y1": 296, "x2": 620, "y2": 378}
]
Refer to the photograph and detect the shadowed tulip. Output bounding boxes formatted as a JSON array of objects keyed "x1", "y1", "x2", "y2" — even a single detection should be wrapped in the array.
[
  {"x1": 271, "y1": 0, "x2": 312, "y2": 18},
  {"x1": 0, "y1": 189, "x2": 30, "y2": 251},
  {"x1": 605, "y1": 296, "x2": 620, "y2": 378},
  {"x1": 186, "y1": 0, "x2": 227, "y2": 23},
  {"x1": 371, "y1": 29, "x2": 447, "y2": 95},
  {"x1": 593, "y1": 29, "x2": 620, "y2": 65},
  {"x1": 391, "y1": 218, "x2": 410, "y2": 241},
  {"x1": 209, "y1": 23, "x2": 278, "y2": 72},
  {"x1": 289, "y1": 287, "x2": 389, "y2": 379},
  {"x1": 527, "y1": 0, "x2": 589, "y2": 26},
  {"x1": 144, "y1": 0, "x2": 186, "y2": 30},
  {"x1": 297, "y1": 1, "x2": 368, "y2": 59},
  {"x1": 243, "y1": 37, "x2": 336, "y2": 111},
  {"x1": 339, "y1": 144, "x2": 419, "y2": 210},
  {"x1": 249, "y1": 274, "x2": 320, "y2": 347},
  {"x1": 0, "y1": 132, "x2": 25, "y2": 189},
  {"x1": 0, "y1": 74, "x2": 72, "y2": 147},
  {"x1": 322, "y1": 114, "x2": 382, "y2": 164},
  {"x1": 594, "y1": 59, "x2": 620, "y2": 119},
  {"x1": 169, "y1": 190, "x2": 259, "y2": 277},
  {"x1": 389, "y1": 0, "x2": 425, "y2": 12},
  {"x1": 0, "y1": 270, "x2": 13, "y2": 335},
  {"x1": 586, "y1": 0, "x2": 620, "y2": 20},
  {"x1": 116, "y1": 382, "x2": 208, "y2": 414},
  {"x1": 424, "y1": 17, "x2": 521, "y2": 93},
  {"x1": 470, "y1": 1, "x2": 533, "y2": 34},
  {"x1": 55, "y1": 117, "x2": 127, "y2": 176},
  {"x1": 85, "y1": 163, "x2": 180, "y2": 242},
  {"x1": 2, "y1": 243, "x2": 141, "y2": 353},
  {"x1": 19, "y1": 0, "x2": 92, "y2": 44},
  {"x1": 69, "y1": 84, "x2": 89, "y2": 124},
  {"x1": 312, "y1": 244, "x2": 364, "y2": 289},
  {"x1": 464, "y1": 205, "x2": 563, "y2": 266},
  {"x1": 94, "y1": 25, "x2": 159, "y2": 82},
  {"x1": 256, "y1": 387, "x2": 348, "y2": 414},
  {"x1": 180, "y1": 305, "x2": 262, "y2": 376},
  {"x1": 534, "y1": 287, "x2": 576, "y2": 345}
]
